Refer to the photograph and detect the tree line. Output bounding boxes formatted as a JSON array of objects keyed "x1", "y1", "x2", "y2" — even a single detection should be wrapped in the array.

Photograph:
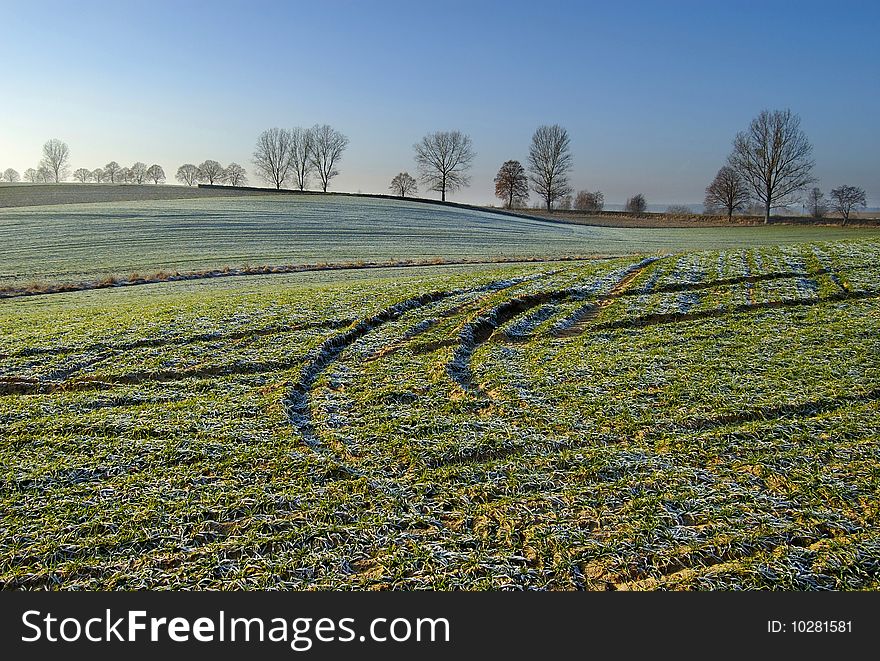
[
  {"x1": 6, "y1": 112, "x2": 870, "y2": 223},
  {"x1": 703, "y1": 109, "x2": 867, "y2": 224}
]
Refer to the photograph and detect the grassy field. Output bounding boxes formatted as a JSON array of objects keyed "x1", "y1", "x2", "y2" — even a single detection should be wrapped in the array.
[
  {"x1": 2, "y1": 239, "x2": 878, "y2": 589},
  {"x1": 2, "y1": 195, "x2": 878, "y2": 288},
  {"x1": 0, "y1": 183, "x2": 273, "y2": 208}
]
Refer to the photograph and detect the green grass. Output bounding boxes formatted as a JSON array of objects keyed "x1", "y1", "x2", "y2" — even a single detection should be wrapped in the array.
[
  {"x1": 1, "y1": 239, "x2": 878, "y2": 589},
  {"x1": 2, "y1": 195, "x2": 878, "y2": 288}
]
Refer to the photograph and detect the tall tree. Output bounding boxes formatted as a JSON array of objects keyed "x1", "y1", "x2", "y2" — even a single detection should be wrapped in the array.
[
  {"x1": 493, "y1": 160, "x2": 529, "y2": 208},
  {"x1": 414, "y1": 130, "x2": 474, "y2": 202},
  {"x1": 40, "y1": 138, "x2": 70, "y2": 183},
  {"x1": 104, "y1": 161, "x2": 121, "y2": 183},
  {"x1": 806, "y1": 187, "x2": 827, "y2": 218},
  {"x1": 131, "y1": 162, "x2": 148, "y2": 184},
  {"x1": 829, "y1": 185, "x2": 867, "y2": 225},
  {"x1": 309, "y1": 124, "x2": 348, "y2": 192},
  {"x1": 389, "y1": 172, "x2": 418, "y2": 197},
  {"x1": 91, "y1": 168, "x2": 105, "y2": 183},
  {"x1": 2, "y1": 168, "x2": 20, "y2": 183},
  {"x1": 146, "y1": 164, "x2": 166, "y2": 184},
  {"x1": 528, "y1": 124, "x2": 573, "y2": 211},
  {"x1": 73, "y1": 168, "x2": 92, "y2": 183},
  {"x1": 176, "y1": 163, "x2": 199, "y2": 186},
  {"x1": 23, "y1": 168, "x2": 38, "y2": 183},
  {"x1": 253, "y1": 127, "x2": 294, "y2": 189},
  {"x1": 728, "y1": 109, "x2": 815, "y2": 224},
  {"x1": 704, "y1": 165, "x2": 750, "y2": 221},
  {"x1": 290, "y1": 126, "x2": 314, "y2": 191},
  {"x1": 224, "y1": 162, "x2": 248, "y2": 187}
]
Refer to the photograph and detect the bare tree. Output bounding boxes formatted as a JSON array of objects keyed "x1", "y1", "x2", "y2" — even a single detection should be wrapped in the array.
[
  {"x1": 558, "y1": 195, "x2": 573, "y2": 210},
  {"x1": 528, "y1": 124, "x2": 573, "y2": 212},
  {"x1": 728, "y1": 109, "x2": 815, "y2": 224},
  {"x1": 3, "y1": 168, "x2": 20, "y2": 183},
  {"x1": 253, "y1": 127, "x2": 294, "y2": 189},
  {"x1": 118, "y1": 167, "x2": 133, "y2": 183},
  {"x1": 829, "y1": 185, "x2": 867, "y2": 225},
  {"x1": 40, "y1": 138, "x2": 70, "y2": 182},
  {"x1": 625, "y1": 194, "x2": 647, "y2": 213},
  {"x1": 494, "y1": 160, "x2": 529, "y2": 208},
  {"x1": 131, "y1": 162, "x2": 148, "y2": 184},
  {"x1": 290, "y1": 126, "x2": 314, "y2": 190},
  {"x1": 73, "y1": 168, "x2": 92, "y2": 183},
  {"x1": 704, "y1": 165, "x2": 750, "y2": 221},
  {"x1": 309, "y1": 124, "x2": 349, "y2": 192},
  {"x1": 91, "y1": 168, "x2": 105, "y2": 183},
  {"x1": 414, "y1": 130, "x2": 474, "y2": 202},
  {"x1": 806, "y1": 187, "x2": 827, "y2": 219},
  {"x1": 36, "y1": 166, "x2": 53, "y2": 183},
  {"x1": 104, "y1": 161, "x2": 121, "y2": 183},
  {"x1": 574, "y1": 190, "x2": 604, "y2": 212},
  {"x1": 389, "y1": 172, "x2": 418, "y2": 197},
  {"x1": 224, "y1": 162, "x2": 248, "y2": 187},
  {"x1": 23, "y1": 168, "x2": 38, "y2": 183},
  {"x1": 196, "y1": 160, "x2": 224, "y2": 185},
  {"x1": 176, "y1": 163, "x2": 199, "y2": 186},
  {"x1": 666, "y1": 204, "x2": 692, "y2": 215},
  {"x1": 146, "y1": 164, "x2": 166, "y2": 184}
]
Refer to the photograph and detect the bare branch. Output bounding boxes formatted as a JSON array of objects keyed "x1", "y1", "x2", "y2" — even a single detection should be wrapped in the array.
[
  {"x1": 528, "y1": 125, "x2": 573, "y2": 211},
  {"x1": 414, "y1": 130, "x2": 475, "y2": 202}
]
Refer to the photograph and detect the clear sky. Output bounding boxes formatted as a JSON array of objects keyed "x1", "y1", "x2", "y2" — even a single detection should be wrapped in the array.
[{"x1": 1, "y1": 0, "x2": 878, "y2": 206}]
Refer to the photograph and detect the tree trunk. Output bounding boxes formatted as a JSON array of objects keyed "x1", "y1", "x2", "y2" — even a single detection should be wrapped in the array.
[
  {"x1": 727, "y1": 208, "x2": 732, "y2": 222},
  {"x1": 764, "y1": 198, "x2": 771, "y2": 225}
]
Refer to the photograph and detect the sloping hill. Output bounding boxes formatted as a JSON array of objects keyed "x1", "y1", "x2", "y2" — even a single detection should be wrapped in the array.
[{"x1": 1, "y1": 194, "x2": 876, "y2": 289}]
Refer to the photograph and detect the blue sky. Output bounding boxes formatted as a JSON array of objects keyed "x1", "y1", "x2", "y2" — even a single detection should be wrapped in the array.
[{"x1": 1, "y1": 0, "x2": 878, "y2": 206}]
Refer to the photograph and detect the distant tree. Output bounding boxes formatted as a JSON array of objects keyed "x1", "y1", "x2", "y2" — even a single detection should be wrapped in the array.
[
  {"x1": 666, "y1": 205, "x2": 692, "y2": 215},
  {"x1": 493, "y1": 160, "x2": 529, "y2": 208},
  {"x1": 806, "y1": 187, "x2": 827, "y2": 219},
  {"x1": 2, "y1": 168, "x2": 20, "y2": 183},
  {"x1": 704, "y1": 165, "x2": 750, "y2": 221},
  {"x1": 104, "y1": 161, "x2": 121, "y2": 183},
  {"x1": 40, "y1": 138, "x2": 70, "y2": 182},
  {"x1": 176, "y1": 163, "x2": 199, "y2": 186},
  {"x1": 146, "y1": 164, "x2": 166, "y2": 184},
  {"x1": 131, "y1": 162, "x2": 148, "y2": 184},
  {"x1": 574, "y1": 190, "x2": 604, "y2": 212},
  {"x1": 290, "y1": 126, "x2": 314, "y2": 190},
  {"x1": 389, "y1": 171, "x2": 418, "y2": 197},
  {"x1": 528, "y1": 124, "x2": 573, "y2": 212},
  {"x1": 73, "y1": 168, "x2": 92, "y2": 183},
  {"x1": 625, "y1": 193, "x2": 647, "y2": 213},
  {"x1": 309, "y1": 124, "x2": 349, "y2": 192},
  {"x1": 91, "y1": 168, "x2": 105, "y2": 183},
  {"x1": 558, "y1": 195, "x2": 572, "y2": 210},
  {"x1": 36, "y1": 165, "x2": 53, "y2": 183},
  {"x1": 197, "y1": 159, "x2": 225, "y2": 185},
  {"x1": 414, "y1": 130, "x2": 474, "y2": 202},
  {"x1": 728, "y1": 109, "x2": 815, "y2": 224},
  {"x1": 829, "y1": 185, "x2": 867, "y2": 225},
  {"x1": 224, "y1": 162, "x2": 247, "y2": 187},
  {"x1": 23, "y1": 168, "x2": 38, "y2": 183},
  {"x1": 253, "y1": 127, "x2": 295, "y2": 189},
  {"x1": 118, "y1": 167, "x2": 133, "y2": 183}
]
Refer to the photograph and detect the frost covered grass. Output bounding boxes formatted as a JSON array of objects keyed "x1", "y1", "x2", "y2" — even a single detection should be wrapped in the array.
[
  {"x1": 1, "y1": 241, "x2": 879, "y2": 590},
  {"x1": 3, "y1": 195, "x2": 879, "y2": 289}
]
